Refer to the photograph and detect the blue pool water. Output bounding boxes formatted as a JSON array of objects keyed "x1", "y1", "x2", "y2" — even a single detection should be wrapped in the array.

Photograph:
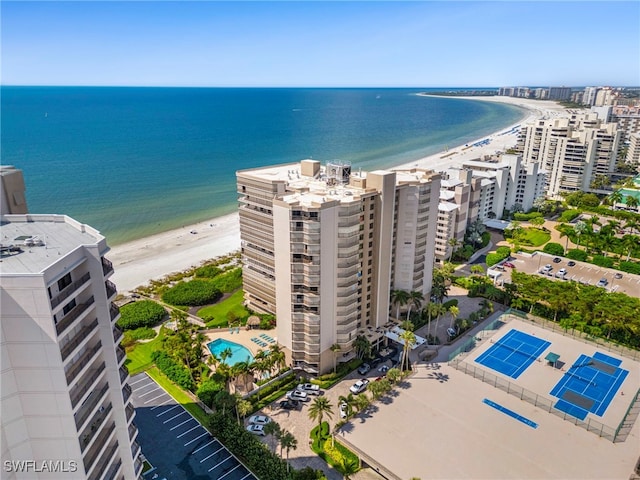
[{"x1": 207, "y1": 338, "x2": 254, "y2": 366}]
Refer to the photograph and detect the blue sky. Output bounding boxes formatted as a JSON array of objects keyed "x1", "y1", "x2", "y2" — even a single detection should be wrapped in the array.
[{"x1": 2, "y1": 1, "x2": 639, "y2": 87}]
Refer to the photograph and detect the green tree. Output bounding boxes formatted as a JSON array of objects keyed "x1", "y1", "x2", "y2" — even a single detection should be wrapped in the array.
[
  {"x1": 626, "y1": 195, "x2": 639, "y2": 210},
  {"x1": 406, "y1": 291, "x2": 424, "y2": 320},
  {"x1": 399, "y1": 329, "x2": 416, "y2": 371},
  {"x1": 263, "y1": 421, "x2": 281, "y2": 453},
  {"x1": 330, "y1": 343, "x2": 341, "y2": 374},
  {"x1": 353, "y1": 335, "x2": 371, "y2": 360},
  {"x1": 308, "y1": 396, "x2": 333, "y2": 431},
  {"x1": 338, "y1": 393, "x2": 358, "y2": 418},
  {"x1": 390, "y1": 289, "x2": 410, "y2": 320},
  {"x1": 279, "y1": 430, "x2": 298, "y2": 469},
  {"x1": 448, "y1": 305, "x2": 460, "y2": 329},
  {"x1": 386, "y1": 367, "x2": 402, "y2": 385}
]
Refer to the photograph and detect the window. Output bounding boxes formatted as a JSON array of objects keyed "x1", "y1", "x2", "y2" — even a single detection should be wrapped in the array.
[
  {"x1": 369, "y1": 213, "x2": 374, "y2": 220},
  {"x1": 62, "y1": 299, "x2": 77, "y2": 316},
  {"x1": 58, "y1": 273, "x2": 72, "y2": 291}
]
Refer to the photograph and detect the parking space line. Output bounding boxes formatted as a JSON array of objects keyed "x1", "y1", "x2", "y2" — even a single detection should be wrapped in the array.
[
  {"x1": 170, "y1": 417, "x2": 195, "y2": 431},
  {"x1": 156, "y1": 404, "x2": 179, "y2": 416},
  {"x1": 139, "y1": 387, "x2": 161, "y2": 397},
  {"x1": 132, "y1": 382, "x2": 156, "y2": 392},
  {"x1": 177, "y1": 425, "x2": 201, "y2": 438},
  {"x1": 151, "y1": 399, "x2": 173, "y2": 411},
  {"x1": 129, "y1": 377, "x2": 152, "y2": 386},
  {"x1": 193, "y1": 439, "x2": 216, "y2": 454},
  {"x1": 144, "y1": 393, "x2": 168, "y2": 405},
  {"x1": 218, "y1": 464, "x2": 241, "y2": 479},
  {"x1": 200, "y1": 446, "x2": 225, "y2": 463},
  {"x1": 163, "y1": 410, "x2": 187, "y2": 423},
  {"x1": 239, "y1": 473, "x2": 253, "y2": 480},
  {"x1": 208, "y1": 456, "x2": 232, "y2": 472},
  {"x1": 185, "y1": 432, "x2": 209, "y2": 446}
]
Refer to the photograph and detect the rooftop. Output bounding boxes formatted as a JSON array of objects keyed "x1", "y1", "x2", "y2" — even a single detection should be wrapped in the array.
[{"x1": 0, "y1": 214, "x2": 103, "y2": 274}]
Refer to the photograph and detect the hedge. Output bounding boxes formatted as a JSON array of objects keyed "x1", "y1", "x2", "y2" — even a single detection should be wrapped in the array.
[
  {"x1": 619, "y1": 261, "x2": 640, "y2": 275},
  {"x1": 151, "y1": 350, "x2": 195, "y2": 391},
  {"x1": 196, "y1": 379, "x2": 225, "y2": 408},
  {"x1": 566, "y1": 249, "x2": 588, "y2": 261},
  {"x1": 194, "y1": 265, "x2": 223, "y2": 279},
  {"x1": 208, "y1": 268, "x2": 243, "y2": 293},
  {"x1": 161, "y1": 280, "x2": 221, "y2": 306},
  {"x1": 559, "y1": 209, "x2": 581, "y2": 223},
  {"x1": 513, "y1": 212, "x2": 543, "y2": 221},
  {"x1": 591, "y1": 255, "x2": 615, "y2": 268},
  {"x1": 443, "y1": 299, "x2": 458, "y2": 309},
  {"x1": 118, "y1": 300, "x2": 166, "y2": 330}
]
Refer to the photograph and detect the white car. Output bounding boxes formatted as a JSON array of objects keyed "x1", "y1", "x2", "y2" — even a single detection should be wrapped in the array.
[
  {"x1": 248, "y1": 415, "x2": 271, "y2": 425},
  {"x1": 286, "y1": 390, "x2": 309, "y2": 402},
  {"x1": 339, "y1": 402, "x2": 348, "y2": 419},
  {"x1": 378, "y1": 364, "x2": 389, "y2": 373},
  {"x1": 541, "y1": 264, "x2": 552, "y2": 273},
  {"x1": 555, "y1": 268, "x2": 567, "y2": 278},
  {"x1": 296, "y1": 383, "x2": 320, "y2": 395},
  {"x1": 350, "y1": 379, "x2": 369, "y2": 394},
  {"x1": 246, "y1": 424, "x2": 265, "y2": 436}
]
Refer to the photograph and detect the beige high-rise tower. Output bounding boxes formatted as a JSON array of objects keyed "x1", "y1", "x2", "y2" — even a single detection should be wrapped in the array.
[
  {"x1": 1, "y1": 214, "x2": 143, "y2": 479},
  {"x1": 237, "y1": 160, "x2": 440, "y2": 374}
]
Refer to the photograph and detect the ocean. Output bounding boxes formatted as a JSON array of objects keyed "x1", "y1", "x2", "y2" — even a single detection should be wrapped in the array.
[{"x1": 1, "y1": 87, "x2": 524, "y2": 245}]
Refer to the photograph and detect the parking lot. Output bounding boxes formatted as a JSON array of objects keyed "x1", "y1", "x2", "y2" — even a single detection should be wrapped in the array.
[
  {"x1": 129, "y1": 372, "x2": 257, "y2": 480},
  {"x1": 491, "y1": 251, "x2": 640, "y2": 298}
]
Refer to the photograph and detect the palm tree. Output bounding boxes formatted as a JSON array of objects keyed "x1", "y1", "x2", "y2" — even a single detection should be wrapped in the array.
[
  {"x1": 626, "y1": 195, "x2": 639, "y2": 211},
  {"x1": 406, "y1": 291, "x2": 424, "y2": 321},
  {"x1": 263, "y1": 421, "x2": 281, "y2": 453},
  {"x1": 425, "y1": 302, "x2": 439, "y2": 340},
  {"x1": 330, "y1": 343, "x2": 341, "y2": 374},
  {"x1": 235, "y1": 397, "x2": 252, "y2": 425},
  {"x1": 447, "y1": 237, "x2": 460, "y2": 262},
  {"x1": 353, "y1": 394, "x2": 370, "y2": 414},
  {"x1": 399, "y1": 329, "x2": 416, "y2": 372},
  {"x1": 390, "y1": 289, "x2": 410, "y2": 320},
  {"x1": 338, "y1": 393, "x2": 358, "y2": 418},
  {"x1": 219, "y1": 347, "x2": 233, "y2": 365},
  {"x1": 340, "y1": 457, "x2": 360, "y2": 480},
  {"x1": 353, "y1": 335, "x2": 371, "y2": 360},
  {"x1": 622, "y1": 234, "x2": 638, "y2": 261},
  {"x1": 574, "y1": 220, "x2": 587, "y2": 249},
  {"x1": 609, "y1": 190, "x2": 623, "y2": 206},
  {"x1": 386, "y1": 367, "x2": 402, "y2": 385},
  {"x1": 308, "y1": 396, "x2": 334, "y2": 431},
  {"x1": 432, "y1": 303, "x2": 447, "y2": 344},
  {"x1": 279, "y1": 430, "x2": 298, "y2": 470},
  {"x1": 448, "y1": 305, "x2": 460, "y2": 329},
  {"x1": 268, "y1": 344, "x2": 286, "y2": 374}
]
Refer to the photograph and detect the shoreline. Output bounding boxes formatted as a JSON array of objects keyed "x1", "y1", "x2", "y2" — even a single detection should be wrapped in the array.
[{"x1": 109, "y1": 95, "x2": 568, "y2": 292}]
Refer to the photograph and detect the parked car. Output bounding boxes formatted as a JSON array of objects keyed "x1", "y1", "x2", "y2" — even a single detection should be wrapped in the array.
[
  {"x1": 286, "y1": 390, "x2": 309, "y2": 402},
  {"x1": 246, "y1": 424, "x2": 265, "y2": 436},
  {"x1": 555, "y1": 268, "x2": 567, "y2": 278},
  {"x1": 339, "y1": 402, "x2": 348, "y2": 419},
  {"x1": 541, "y1": 264, "x2": 552, "y2": 272},
  {"x1": 503, "y1": 262, "x2": 515, "y2": 268},
  {"x1": 248, "y1": 415, "x2": 271, "y2": 425},
  {"x1": 567, "y1": 261, "x2": 576, "y2": 267},
  {"x1": 447, "y1": 327, "x2": 457, "y2": 338},
  {"x1": 296, "y1": 383, "x2": 320, "y2": 395},
  {"x1": 358, "y1": 363, "x2": 371, "y2": 375},
  {"x1": 553, "y1": 257, "x2": 562, "y2": 263},
  {"x1": 278, "y1": 399, "x2": 300, "y2": 410},
  {"x1": 370, "y1": 357, "x2": 382, "y2": 367},
  {"x1": 596, "y1": 278, "x2": 609, "y2": 287},
  {"x1": 378, "y1": 364, "x2": 389, "y2": 373},
  {"x1": 350, "y1": 379, "x2": 369, "y2": 394},
  {"x1": 614, "y1": 273, "x2": 623, "y2": 279}
]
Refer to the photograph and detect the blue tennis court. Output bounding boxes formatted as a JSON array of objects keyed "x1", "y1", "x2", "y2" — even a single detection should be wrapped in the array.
[
  {"x1": 475, "y1": 329, "x2": 551, "y2": 379},
  {"x1": 550, "y1": 352, "x2": 628, "y2": 420}
]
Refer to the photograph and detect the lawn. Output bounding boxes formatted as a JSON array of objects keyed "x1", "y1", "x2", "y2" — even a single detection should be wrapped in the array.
[
  {"x1": 514, "y1": 227, "x2": 551, "y2": 247},
  {"x1": 146, "y1": 366, "x2": 212, "y2": 431},
  {"x1": 125, "y1": 327, "x2": 167, "y2": 375},
  {"x1": 198, "y1": 289, "x2": 249, "y2": 327}
]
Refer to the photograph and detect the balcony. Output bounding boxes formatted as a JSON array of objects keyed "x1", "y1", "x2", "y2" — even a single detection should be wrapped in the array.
[
  {"x1": 109, "y1": 303, "x2": 120, "y2": 322},
  {"x1": 51, "y1": 272, "x2": 91, "y2": 309},
  {"x1": 56, "y1": 296, "x2": 96, "y2": 336},
  {"x1": 112, "y1": 325, "x2": 123, "y2": 343},
  {"x1": 75, "y1": 382, "x2": 110, "y2": 431},
  {"x1": 101, "y1": 257, "x2": 114, "y2": 277},
  {"x1": 116, "y1": 346, "x2": 126, "y2": 365},
  {"x1": 122, "y1": 384, "x2": 132, "y2": 403},
  {"x1": 125, "y1": 403, "x2": 135, "y2": 424},
  {"x1": 128, "y1": 423, "x2": 138, "y2": 441},
  {"x1": 66, "y1": 341, "x2": 102, "y2": 385},
  {"x1": 119, "y1": 366, "x2": 129, "y2": 384},
  {"x1": 83, "y1": 421, "x2": 116, "y2": 473},
  {"x1": 70, "y1": 362, "x2": 106, "y2": 408},
  {"x1": 134, "y1": 456, "x2": 144, "y2": 477},
  {"x1": 80, "y1": 403, "x2": 113, "y2": 452},
  {"x1": 131, "y1": 440, "x2": 141, "y2": 459},
  {"x1": 105, "y1": 280, "x2": 117, "y2": 299},
  {"x1": 86, "y1": 439, "x2": 118, "y2": 480},
  {"x1": 61, "y1": 318, "x2": 99, "y2": 361},
  {"x1": 102, "y1": 457, "x2": 122, "y2": 480}
]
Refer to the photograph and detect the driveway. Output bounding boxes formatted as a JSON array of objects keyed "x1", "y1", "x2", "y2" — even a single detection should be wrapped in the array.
[{"x1": 130, "y1": 372, "x2": 257, "y2": 480}]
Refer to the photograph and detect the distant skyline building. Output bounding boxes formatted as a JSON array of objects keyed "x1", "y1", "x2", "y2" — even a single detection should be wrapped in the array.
[
  {"x1": 1, "y1": 214, "x2": 142, "y2": 480},
  {"x1": 237, "y1": 160, "x2": 440, "y2": 374}
]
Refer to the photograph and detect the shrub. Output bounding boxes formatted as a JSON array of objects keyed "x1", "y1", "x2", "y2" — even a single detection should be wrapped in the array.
[
  {"x1": 162, "y1": 280, "x2": 221, "y2": 306},
  {"x1": 566, "y1": 249, "x2": 588, "y2": 261},
  {"x1": 543, "y1": 242, "x2": 564, "y2": 256},
  {"x1": 196, "y1": 379, "x2": 225, "y2": 408},
  {"x1": 486, "y1": 247, "x2": 510, "y2": 266},
  {"x1": 559, "y1": 209, "x2": 581, "y2": 223},
  {"x1": 591, "y1": 255, "x2": 614, "y2": 268},
  {"x1": 122, "y1": 327, "x2": 156, "y2": 347},
  {"x1": 513, "y1": 212, "x2": 543, "y2": 221},
  {"x1": 194, "y1": 265, "x2": 222, "y2": 278},
  {"x1": 619, "y1": 261, "x2": 640, "y2": 275},
  {"x1": 259, "y1": 315, "x2": 276, "y2": 330},
  {"x1": 151, "y1": 350, "x2": 195, "y2": 391},
  {"x1": 443, "y1": 299, "x2": 458, "y2": 309},
  {"x1": 118, "y1": 300, "x2": 166, "y2": 330},
  {"x1": 208, "y1": 268, "x2": 243, "y2": 293}
]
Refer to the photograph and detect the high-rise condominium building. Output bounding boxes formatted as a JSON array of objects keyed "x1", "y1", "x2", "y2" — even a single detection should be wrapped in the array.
[
  {"x1": 1, "y1": 214, "x2": 142, "y2": 480},
  {"x1": 237, "y1": 160, "x2": 440, "y2": 374},
  {"x1": 1, "y1": 166, "x2": 28, "y2": 214},
  {"x1": 517, "y1": 114, "x2": 620, "y2": 197}
]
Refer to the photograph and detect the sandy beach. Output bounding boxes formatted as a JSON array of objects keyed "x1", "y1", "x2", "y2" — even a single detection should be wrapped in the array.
[{"x1": 109, "y1": 96, "x2": 568, "y2": 292}]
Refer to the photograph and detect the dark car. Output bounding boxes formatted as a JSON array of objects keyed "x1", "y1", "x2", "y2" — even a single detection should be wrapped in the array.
[
  {"x1": 567, "y1": 261, "x2": 576, "y2": 267},
  {"x1": 370, "y1": 357, "x2": 382, "y2": 368},
  {"x1": 279, "y1": 399, "x2": 300, "y2": 410},
  {"x1": 614, "y1": 273, "x2": 623, "y2": 279},
  {"x1": 553, "y1": 257, "x2": 562, "y2": 263},
  {"x1": 358, "y1": 363, "x2": 371, "y2": 375}
]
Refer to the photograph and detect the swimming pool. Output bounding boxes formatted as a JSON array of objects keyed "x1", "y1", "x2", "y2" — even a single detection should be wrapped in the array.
[{"x1": 207, "y1": 339, "x2": 254, "y2": 366}]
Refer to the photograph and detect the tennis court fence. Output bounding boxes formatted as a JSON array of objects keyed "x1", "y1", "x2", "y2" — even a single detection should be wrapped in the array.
[{"x1": 447, "y1": 313, "x2": 640, "y2": 442}]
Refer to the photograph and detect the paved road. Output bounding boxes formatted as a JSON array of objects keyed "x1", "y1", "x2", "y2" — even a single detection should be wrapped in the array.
[{"x1": 130, "y1": 372, "x2": 257, "y2": 480}]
